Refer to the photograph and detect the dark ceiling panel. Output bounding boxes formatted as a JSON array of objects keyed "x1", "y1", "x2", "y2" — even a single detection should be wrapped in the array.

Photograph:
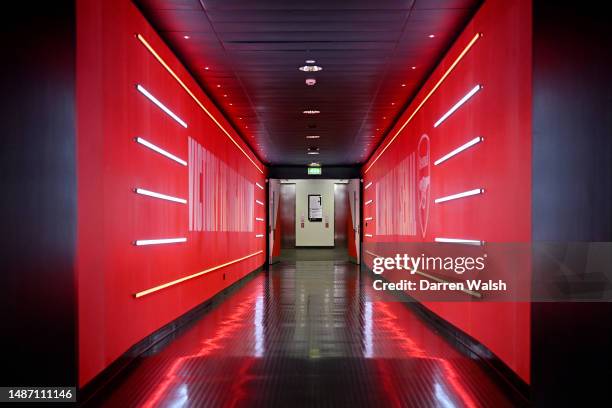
[{"x1": 135, "y1": 0, "x2": 481, "y2": 165}]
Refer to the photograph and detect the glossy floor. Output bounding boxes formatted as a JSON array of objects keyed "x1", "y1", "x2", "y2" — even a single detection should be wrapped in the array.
[{"x1": 95, "y1": 258, "x2": 517, "y2": 407}]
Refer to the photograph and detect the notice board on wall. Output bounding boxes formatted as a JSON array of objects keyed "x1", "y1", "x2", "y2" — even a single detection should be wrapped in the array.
[{"x1": 308, "y1": 194, "x2": 322, "y2": 222}]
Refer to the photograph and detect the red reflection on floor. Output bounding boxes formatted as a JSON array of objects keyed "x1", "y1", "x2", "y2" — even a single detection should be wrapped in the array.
[{"x1": 94, "y1": 260, "x2": 517, "y2": 407}]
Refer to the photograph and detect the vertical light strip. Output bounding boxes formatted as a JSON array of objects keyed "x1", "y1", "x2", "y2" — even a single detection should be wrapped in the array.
[
  {"x1": 136, "y1": 137, "x2": 187, "y2": 166},
  {"x1": 365, "y1": 199, "x2": 373, "y2": 205},
  {"x1": 255, "y1": 182, "x2": 264, "y2": 190},
  {"x1": 433, "y1": 85, "x2": 482, "y2": 128},
  {"x1": 434, "y1": 237, "x2": 483, "y2": 246},
  {"x1": 434, "y1": 137, "x2": 483, "y2": 166},
  {"x1": 136, "y1": 34, "x2": 263, "y2": 174},
  {"x1": 134, "y1": 237, "x2": 187, "y2": 246},
  {"x1": 434, "y1": 188, "x2": 484, "y2": 204},
  {"x1": 135, "y1": 188, "x2": 187, "y2": 204},
  {"x1": 136, "y1": 84, "x2": 188, "y2": 128},
  {"x1": 364, "y1": 182, "x2": 373, "y2": 189},
  {"x1": 365, "y1": 32, "x2": 482, "y2": 173},
  {"x1": 255, "y1": 200, "x2": 264, "y2": 206}
]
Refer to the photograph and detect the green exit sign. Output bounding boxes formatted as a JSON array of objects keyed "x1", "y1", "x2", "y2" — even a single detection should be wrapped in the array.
[{"x1": 307, "y1": 167, "x2": 322, "y2": 175}]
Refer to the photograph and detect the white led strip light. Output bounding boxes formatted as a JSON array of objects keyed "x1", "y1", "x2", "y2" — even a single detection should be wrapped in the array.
[
  {"x1": 434, "y1": 85, "x2": 482, "y2": 128},
  {"x1": 255, "y1": 234, "x2": 264, "y2": 238},
  {"x1": 365, "y1": 217, "x2": 373, "y2": 221},
  {"x1": 364, "y1": 182, "x2": 373, "y2": 190},
  {"x1": 256, "y1": 217, "x2": 264, "y2": 221},
  {"x1": 365, "y1": 199, "x2": 373, "y2": 205},
  {"x1": 434, "y1": 137, "x2": 483, "y2": 166},
  {"x1": 255, "y1": 200, "x2": 264, "y2": 206},
  {"x1": 435, "y1": 188, "x2": 484, "y2": 204},
  {"x1": 135, "y1": 137, "x2": 187, "y2": 166},
  {"x1": 435, "y1": 237, "x2": 483, "y2": 246},
  {"x1": 255, "y1": 182, "x2": 264, "y2": 190},
  {"x1": 365, "y1": 233, "x2": 373, "y2": 237},
  {"x1": 135, "y1": 237, "x2": 187, "y2": 246},
  {"x1": 136, "y1": 84, "x2": 188, "y2": 128},
  {"x1": 135, "y1": 188, "x2": 187, "y2": 204}
]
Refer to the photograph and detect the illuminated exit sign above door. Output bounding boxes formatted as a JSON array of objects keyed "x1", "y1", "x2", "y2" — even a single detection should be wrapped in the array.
[{"x1": 307, "y1": 167, "x2": 322, "y2": 175}]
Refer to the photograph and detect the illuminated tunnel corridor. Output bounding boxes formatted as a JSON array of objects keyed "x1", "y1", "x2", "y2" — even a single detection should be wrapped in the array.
[{"x1": 1, "y1": 0, "x2": 611, "y2": 406}]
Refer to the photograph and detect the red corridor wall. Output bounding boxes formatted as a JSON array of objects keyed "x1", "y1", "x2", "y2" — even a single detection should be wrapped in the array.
[
  {"x1": 77, "y1": 0, "x2": 266, "y2": 386},
  {"x1": 362, "y1": 0, "x2": 532, "y2": 382}
]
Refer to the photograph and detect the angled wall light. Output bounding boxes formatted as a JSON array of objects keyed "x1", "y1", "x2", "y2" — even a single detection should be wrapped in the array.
[
  {"x1": 364, "y1": 32, "x2": 483, "y2": 174},
  {"x1": 135, "y1": 188, "x2": 187, "y2": 204},
  {"x1": 134, "y1": 237, "x2": 187, "y2": 246},
  {"x1": 434, "y1": 188, "x2": 484, "y2": 204},
  {"x1": 135, "y1": 137, "x2": 187, "y2": 166},
  {"x1": 434, "y1": 85, "x2": 482, "y2": 128},
  {"x1": 136, "y1": 84, "x2": 188, "y2": 128},
  {"x1": 434, "y1": 237, "x2": 483, "y2": 246},
  {"x1": 434, "y1": 137, "x2": 483, "y2": 166}
]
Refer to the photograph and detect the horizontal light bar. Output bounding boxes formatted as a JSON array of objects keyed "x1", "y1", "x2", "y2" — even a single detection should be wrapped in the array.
[
  {"x1": 255, "y1": 200, "x2": 264, "y2": 206},
  {"x1": 365, "y1": 233, "x2": 373, "y2": 237},
  {"x1": 134, "y1": 250, "x2": 263, "y2": 298},
  {"x1": 435, "y1": 188, "x2": 484, "y2": 204},
  {"x1": 136, "y1": 84, "x2": 187, "y2": 128},
  {"x1": 135, "y1": 188, "x2": 187, "y2": 204},
  {"x1": 434, "y1": 137, "x2": 483, "y2": 166},
  {"x1": 136, "y1": 34, "x2": 263, "y2": 174},
  {"x1": 365, "y1": 217, "x2": 373, "y2": 221},
  {"x1": 255, "y1": 234, "x2": 264, "y2": 238},
  {"x1": 364, "y1": 181, "x2": 372, "y2": 189},
  {"x1": 364, "y1": 33, "x2": 482, "y2": 174},
  {"x1": 134, "y1": 237, "x2": 187, "y2": 246},
  {"x1": 255, "y1": 182, "x2": 264, "y2": 190},
  {"x1": 434, "y1": 237, "x2": 483, "y2": 246},
  {"x1": 434, "y1": 85, "x2": 482, "y2": 128},
  {"x1": 365, "y1": 199, "x2": 373, "y2": 205},
  {"x1": 135, "y1": 137, "x2": 187, "y2": 166},
  {"x1": 256, "y1": 217, "x2": 264, "y2": 221}
]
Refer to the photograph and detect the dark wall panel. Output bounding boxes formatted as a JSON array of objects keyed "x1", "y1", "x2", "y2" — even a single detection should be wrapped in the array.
[
  {"x1": 531, "y1": 0, "x2": 612, "y2": 404},
  {"x1": 0, "y1": 1, "x2": 77, "y2": 385}
]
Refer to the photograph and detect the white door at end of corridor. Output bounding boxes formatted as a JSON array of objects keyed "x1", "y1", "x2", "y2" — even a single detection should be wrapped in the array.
[{"x1": 268, "y1": 179, "x2": 280, "y2": 264}]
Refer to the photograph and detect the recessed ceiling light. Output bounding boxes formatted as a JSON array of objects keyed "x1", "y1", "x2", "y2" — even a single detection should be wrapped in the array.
[
  {"x1": 307, "y1": 151, "x2": 320, "y2": 155},
  {"x1": 183, "y1": 35, "x2": 190, "y2": 39},
  {"x1": 411, "y1": 66, "x2": 416, "y2": 70},
  {"x1": 229, "y1": 103, "x2": 233, "y2": 106},
  {"x1": 309, "y1": 162, "x2": 321, "y2": 166},
  {"x1": 223, "y1": 94, "x2": 227, "y2": 98},
  {"x1": 429, "y1": 34, "x2": 435, "y2": 38},
  {"x1": 305, "y1": 59, "x2": 316, "y2": 64},
  {"x1": 401, "y1": 83, "x2": 406, "y2": 87},
  {"x1": 391, "y1": 102, "x2": 395, "y2": 106},
  {"x1": 376, "y1": 128, "x2": 380, "y2": 131},
  {"x1": 306, "y1": 135, "x2": 320, "y2": 139},
  {"x1": 305, "y1": 78, "x2": 316, "y2": 86},
  {"x1": 204, "y1": 66, "x2": 210, "y2": 70},
  {"x1": 303, "y1": 110, "x2": 320, "y2": 115},
  {"x1": 216, "y1": 84, "x2": 221, "y2": 88},
  {"x1": 383, "y1": 116, "x2": 387, "y2": 119},
  {"x1": 299, "y1": 65, "x2": 323, "y2": 72},
  {"x1": 239, "y1": 117, "x2": 243, "y2": 120}
]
